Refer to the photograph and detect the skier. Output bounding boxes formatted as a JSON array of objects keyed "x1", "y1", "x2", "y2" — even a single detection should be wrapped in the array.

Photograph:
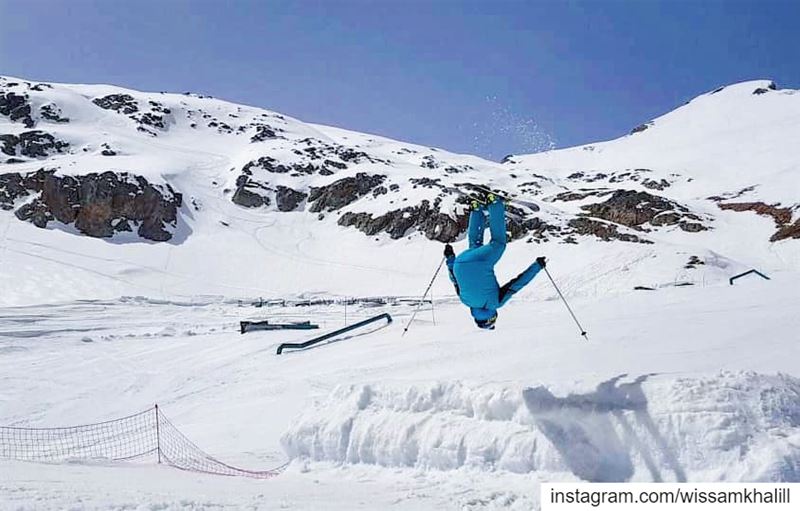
[{"x1": 444, "y1": 195, "x2": 546, "y2": 330}]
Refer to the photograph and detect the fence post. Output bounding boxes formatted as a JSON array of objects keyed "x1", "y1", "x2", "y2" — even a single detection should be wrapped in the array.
[{"x1": 154, "y1": 404, "x2": 161, "y2": 464}]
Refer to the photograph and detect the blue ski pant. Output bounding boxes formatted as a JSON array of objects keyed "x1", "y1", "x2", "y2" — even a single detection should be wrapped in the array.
[{"x1": 459, "y1": 200, "x2": 507, "y2": 263}]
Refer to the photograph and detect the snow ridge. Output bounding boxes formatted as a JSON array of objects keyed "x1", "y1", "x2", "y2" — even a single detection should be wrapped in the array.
[{"x1": 283, "y1": 372, "x2": 800, "y2": 482}]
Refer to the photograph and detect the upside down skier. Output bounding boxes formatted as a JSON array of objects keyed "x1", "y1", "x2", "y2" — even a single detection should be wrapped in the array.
[{"x1": 444, "y1": 195, "x2": 546, "y2": 330}]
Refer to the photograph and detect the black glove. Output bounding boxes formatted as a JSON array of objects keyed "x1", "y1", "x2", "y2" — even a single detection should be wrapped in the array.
[
  {"x1": 536, "y1": 256, "x2": 547, "y2": 268},
  {"x1": 444, "y1": 244, "x2": 455, "y2": 258}
]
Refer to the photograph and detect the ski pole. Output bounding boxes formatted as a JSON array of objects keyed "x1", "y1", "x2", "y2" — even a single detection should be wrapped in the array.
[
  {"x1": 402, "y1": 257, "x2": 446, "y2": 336},
  {"x1": 543, "y1": 267, "x2": 589, "y2": 341}
]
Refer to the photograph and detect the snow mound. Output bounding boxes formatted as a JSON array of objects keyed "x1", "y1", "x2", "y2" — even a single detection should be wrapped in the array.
[{"x1": 282, "y1": 372, "x2": 800, "y2": 482}]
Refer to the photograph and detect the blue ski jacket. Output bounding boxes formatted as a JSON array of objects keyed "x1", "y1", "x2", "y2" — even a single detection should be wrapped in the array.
[{"x1": 446, "y1": 250, "x2": 542, "y2": 322}]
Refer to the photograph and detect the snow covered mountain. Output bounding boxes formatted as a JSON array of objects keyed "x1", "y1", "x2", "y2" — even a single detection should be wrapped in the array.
[
  {"x1": 2, "y1": 76, "x2": 800, "y2": 509},
  {"x1": 1, "y1": 75, "x2": 798, "y2": 306}
]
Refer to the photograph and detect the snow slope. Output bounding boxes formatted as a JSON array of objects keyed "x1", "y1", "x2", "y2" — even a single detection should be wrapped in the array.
[{"x1": 1, "y1": 275, "x2": 799, "y2": 509}]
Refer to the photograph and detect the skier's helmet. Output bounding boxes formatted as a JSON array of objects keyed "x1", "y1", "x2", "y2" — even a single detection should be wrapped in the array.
[{"x1": 475, "y1": 313, "x2": 498, "y2": 330}]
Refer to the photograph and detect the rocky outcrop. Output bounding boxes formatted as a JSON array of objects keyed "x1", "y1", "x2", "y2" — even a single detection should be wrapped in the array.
[
  {"x1": 0, "y1": 131, "x2": 69, "y2": 159},
  {"x1": 630, "y1": 121, "x2": 653, "y2": 134},
  {"x1": 276, "y1": 186, "x2": 307, "y2": 212},
  {"x1": 92, "y1": 95, "x2": 171, "y2": 135},
  {"x1": 718, "y1": 201, "x2": 799, "y2": 242},
  {"x1": 567, "y1": 217, "x2": 651, "y2": 244},
  {"x1": 93, "y1": 94, "x2": 139, "y2": 114},
  {"x1": 580, "y1": 190, "x2": 707, "y2": 233},
  {"x1": 1, "y1": 169, "x2": 181, "y2": 241},
  {"x1": 232, "y1": 174, "x2": 270, "y2": 208},
  {"x1": 308, "y1": 173, "x2": 386, "y2": 213},
  {"x1": 250, "y1": 124, "x2": 278, "y2": 142},
  {"x1": 718, "y1": 202, "x2": 792, "y2": 225},
  {"x1": 0, "y1": 92, "x2": 35, "y2": 128},
  {"x1": 339, "y1": 200, "x2": 466, "y2": 242},
  {"x1": 40, "y1": 104, "x2": 69, "y2": 123},
  {"x1": 772, "y1": 219, "x2": 800, "y2": 242},
  {"x1": 0, "y1": 172, "x2": 28, "y2": 210}
]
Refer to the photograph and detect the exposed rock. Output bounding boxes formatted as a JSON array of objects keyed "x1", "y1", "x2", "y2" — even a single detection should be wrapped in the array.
[
  {"x1": 0, "y1": 92, "x2": 35, "y2": 128},
  {"x1": 772, "y1": 219, "x2": 800, "y2": 242},
  {"x1": 40, "y1": 104, "x2": 69, "y2": 123},
  {"x1": 0, "y1": 172, "x2": 28, "y2": 210},
  {"x1": 1, "y1": 169, "x2": 181, "y2": 241},
  {"x1": 250, "y1": 125, "x2": 277, "y2": 142},
  {"x1": 0, "y1": 131, "x2": 69, "y2": 158},
  {"x1": 718, "y1": 201, "x2": 799, "y2": 242},
  {"x1": 718, "y1": 202, "x2": 792, "y2": 225},
  {"x1": 308, "y1": 173, "x2": 386, "y2": 213},
  {"x1": 421, "y1": 155, "x2": 439, "y2": 169},
  {"x1": 685, "y1": 255, "x2": 705, "y2": 269},
  {"x1": 339, "y1": 200, "x2": 465, "y2": 242},
  {"x1": 642, "y1": 178, "x2": 670, "y2": 190},
  {"x1": 580, "y1": 190, "x2": 707, "y2": 232},
  {"x1": 323, "y1": 159, "x2": 347, "y2": 171},
  {"x1": 92, "y1": 94, "x2": 139, "y2": 114},
  {"x1": 232, "y1": 175, "x2": 270, "y2": 208},
  {"x1": 567, "y1": 217, "x2": 651, "y2": 244},
  {"x1": 409, "y1": 177, "x2": 442, "y2": 189},
  {"x1": 15, "y1": 198, "x2": 54, "y2": 227},
  {"x1": 243, "y1": 156, "x2": 293, "y2": 175},
  {"x1": 550, "y1": 189, "x2": 612, "y2": 202},
  {"x1": 276, "y1": 186, "x2": 307, "y2": 212},
  {"x1": 100, "y1": 143, "x2": 117, "y2": 156},
  {"x1": 630, "y1": 121, "x2": 653, "y2": 134}
]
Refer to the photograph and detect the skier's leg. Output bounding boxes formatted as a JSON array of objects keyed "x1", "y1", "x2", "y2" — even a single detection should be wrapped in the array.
[
  {"x1": 486, "y1": 199, "x2": 506, "y2": 264},
  {"x1": 498, "y1": 260, "x2": 543, "y2": 307},
  {"x1": 467, "y1": 207, "x2": 486, "y2": 249}
]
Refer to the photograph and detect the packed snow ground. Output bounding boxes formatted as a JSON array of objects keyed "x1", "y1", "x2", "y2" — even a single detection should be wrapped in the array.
[{"x1": 1, "y1": 273, "x2": 799, "y2": 509}]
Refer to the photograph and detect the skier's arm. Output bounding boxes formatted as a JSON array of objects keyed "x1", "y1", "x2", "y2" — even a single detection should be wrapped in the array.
[
  {"x1": 444, "y1": 244, "x2": 460, "y2": 296},
  {"x1": 498, "y1": 257, "x2": 545, "y2": 307}
]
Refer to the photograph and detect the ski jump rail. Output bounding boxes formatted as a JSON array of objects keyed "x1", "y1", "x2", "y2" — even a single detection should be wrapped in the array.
[
  {"x1": 0, "y1": 405, "x2": 285, "y2": 479},
  {"x1": 276, "y1": 313, "x2": 392, "y2": 355},
  {"x1": 729, "y1": 269, "x2": 770, "y2": 285}
]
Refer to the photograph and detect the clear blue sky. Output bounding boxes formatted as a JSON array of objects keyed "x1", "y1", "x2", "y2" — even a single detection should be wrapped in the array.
[{"x1": 2, "y1": 0, "x2": 799, "y2": 160}]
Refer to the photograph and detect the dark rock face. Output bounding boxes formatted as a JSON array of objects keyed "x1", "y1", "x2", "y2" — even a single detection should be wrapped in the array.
[
  {"x1": 718, "y1": 201, "x2": 798, "y2": 242},
  {"x1": 550, "y1": 189, "x2": 612, "y2": 202},
  {"x1": 630, "y1": 121, "x2": 652, "y2": 135},
  {"x1": 93, "y1": 95, "x2": 170, "y2": 136},
  {"x1": 93, "y1": 94, "x2": 139, "y2": 114},
  {"x1": 0, "y1": 92, "x2": 35, "y2": 128},
  {"x1": 232, "y1": 186, "x2": 269, "y2": 208},
  {"x1": 308, "y1": 173, "x2": 386, "y2": 213},
  {"x1": 243, "y1": 156, "x2": 293, "y2": 175},
  {"x1": 0, "y1": 172, "x2": 29, "y2": 210},
  {"x1": 40, "y1": 104, "x2": 69, "y2": 123},
  {"x1": 339, "y1": 200, "x2": 466, "y2": 242},
  {"x1": 250, "y1": 125, "x2": 277, "y2": 143},
  {"x1": 580, "y1": 190, "x2": 707, "y2": 232},
  {"x1": 718, "y1": 201, "x2": 792, "y2": 225},
  {"x1": 642, "y1": 178, "x2": 670, "y2": 190},
  {"x1": 1, "y1": 169, "x2": 181, "y2": 241},
  {"x1": 276, "y1": 186, "x2": 307, "y2": 212},
  {"x1": 772, "y1": 219, "x2": 800, "y2": 242},
  {"x1": 567, "y1": 217, "x2": 651, "y2": 244},
  {"x1": 0, "y1": 131, "x2": 69, "y2": 158},
  {"x1": 232, "y1": 174, "x2": 270, "y2": 208}
]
